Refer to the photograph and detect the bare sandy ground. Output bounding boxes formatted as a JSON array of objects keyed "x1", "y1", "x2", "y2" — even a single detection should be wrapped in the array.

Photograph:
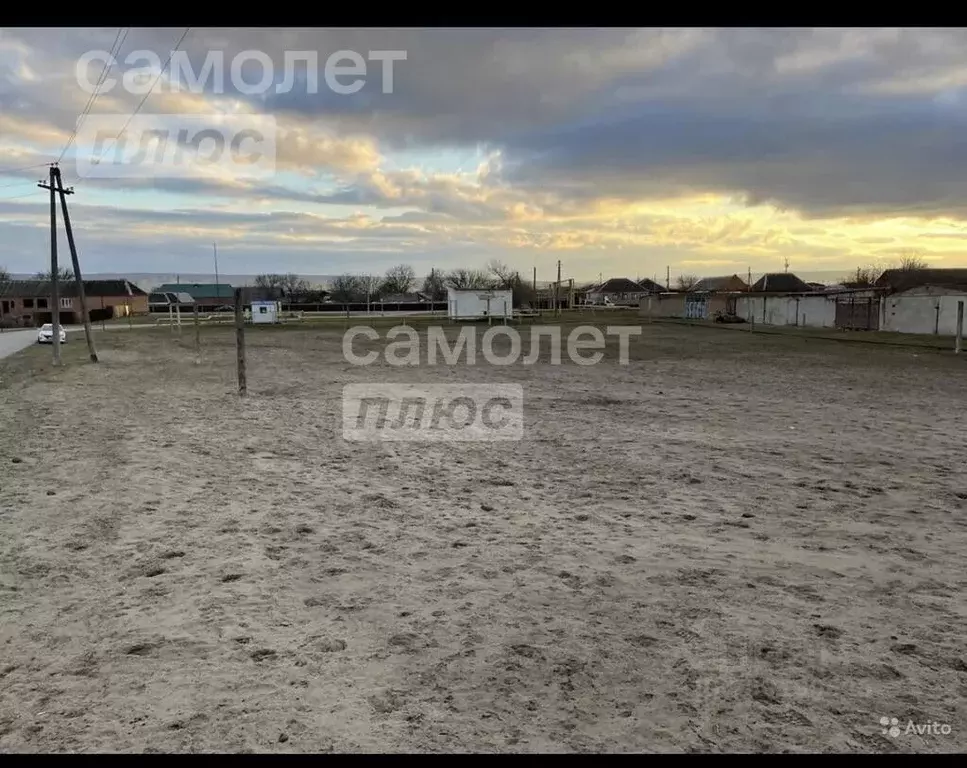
[{"x1": 1, "y1": 319, "x2": 966, "y2": 753}]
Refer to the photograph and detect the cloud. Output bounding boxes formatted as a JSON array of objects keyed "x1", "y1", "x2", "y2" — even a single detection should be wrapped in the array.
[{"x1": 3, "y1": 28, "x2": 967, "y2": 278}]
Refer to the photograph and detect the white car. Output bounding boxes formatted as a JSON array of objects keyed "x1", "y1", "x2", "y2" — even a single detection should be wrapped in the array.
[{"x1": 37, "y1": 323, "x2": 67, "y2": 344}]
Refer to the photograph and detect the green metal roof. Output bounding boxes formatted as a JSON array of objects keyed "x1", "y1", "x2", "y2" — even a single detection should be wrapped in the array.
[{"x1": 155, "y1": 283, "x2": 233, "y2": 297}]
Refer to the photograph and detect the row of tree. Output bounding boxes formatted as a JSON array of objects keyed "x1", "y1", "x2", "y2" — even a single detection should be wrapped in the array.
[
  {"x1": 0, "y1": 267, "x2": 75, "y2": 282},
  {"x1": 840, "y1": 252, "x2": 929, "y2": 288},
  {"x1": 2, "y1": 250, "x2": 934, "y2": 297},
  {"x1": 322, "y1": 260, "x2": 538, "y2": 306}
]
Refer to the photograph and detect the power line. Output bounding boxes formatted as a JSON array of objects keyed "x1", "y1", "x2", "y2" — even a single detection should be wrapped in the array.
[
  {"x1": 0, "y1": 162, "x2": 50, "y2": 175},
  {"x1": 0, "y1": 189, "x2": 44, "y2": 202},
  {"x1": 0, "y1": 178, "x2": 41, "y2": 190},
  {"x1": 90, "y1": 27, "x2": 191, "y2": 168},
  {"x1": 0, "y1": 29, "x2": 128, "y2": 178},
  {"x1": 58, "y1": 27, "x2": 129, "y2": 163}
]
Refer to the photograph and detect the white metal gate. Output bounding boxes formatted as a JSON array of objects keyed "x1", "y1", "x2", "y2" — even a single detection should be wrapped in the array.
[{"x1": 685, "y1": 295, "x2": 708, "y2": 319}]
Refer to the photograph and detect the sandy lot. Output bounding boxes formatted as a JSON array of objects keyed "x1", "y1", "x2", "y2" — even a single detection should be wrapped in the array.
[{"x1": 1, "y1": 318, "x2": 966, "y2": 753}]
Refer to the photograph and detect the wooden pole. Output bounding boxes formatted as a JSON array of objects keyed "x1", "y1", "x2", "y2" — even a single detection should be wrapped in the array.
[
  {"x1": 555, "y1": 260, "x2": 561, "y2": 317},
  {"x1": 49, "y1": 165, "x2": 61, "y2": 366},
  {"x1": 193, "y1": 301, "x2": 201, "y2": 364},
  {"x1": 53, "y1": 169, "x2": 97, "y2": 362},
  {"x1": 235, "y1": 288, "x2": 246, "y2": 395},
  {"x1": 956, "y1": 300, "x2": 964, "y2": 354},
  {"x1": 532, "y1": 266, "x2": 537, "y2": 314}
]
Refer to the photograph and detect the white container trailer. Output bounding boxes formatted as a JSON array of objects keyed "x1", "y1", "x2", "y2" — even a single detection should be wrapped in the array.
[
  {"x1": 447, "y1": 288, "x2": 513, "y2": 321},
  {"x1": 250, "y1": 300, "x2": 280, "y2": 324}
]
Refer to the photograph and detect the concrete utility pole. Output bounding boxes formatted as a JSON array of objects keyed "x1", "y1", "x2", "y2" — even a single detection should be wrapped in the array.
[
  {"x1": 53, "y1": 168, "x2": 97, "y2": 362},
  {"x1": 41, "y1": 165, "x2": 61, "y2": 365}
]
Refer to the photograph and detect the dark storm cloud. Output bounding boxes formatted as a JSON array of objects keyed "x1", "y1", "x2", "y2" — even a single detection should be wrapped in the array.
[{"x1": 5, "y1": 25, "x2": 967, "y2": 269}]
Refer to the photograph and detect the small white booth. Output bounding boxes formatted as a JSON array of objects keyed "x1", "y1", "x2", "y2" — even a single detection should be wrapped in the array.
[
  {"x1": 447, "y1": 288, "x2": 513, "y2": 321},
  {"x1": 251, "y1": 300, "x2": 280, "y2": 324}
]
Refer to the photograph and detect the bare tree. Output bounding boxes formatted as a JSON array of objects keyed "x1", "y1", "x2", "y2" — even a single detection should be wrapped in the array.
[
  {"x1": 35, "y1": 267, "x2": 75, "y2": 281},
  {"x1": 381, "y1": 264, "x2": 416, "y2": 295},
  {"x1": 842, "y1": 264, "x2": 882, "y2": 287},
  {"x1": 0, "y1": 266, "x2": 10, "y2": 283},
  {"x1": 279, "y1": 273, "x2": 310, "y2": 297},
  {"x1": 486, "y1": 259, "x2": 516, "y2": 289},
  {"x1": 896, "y1": 249, "x2": 929, "y2": 271},
  {"x1": 486, "y1": 261, "x2": 537, "y2": 307},
  {"x1": 675, "y1": 273, "x2": 699, "y2": 291},
  {"x1": 445, "y1": 268, "x2": 494, "y2": 290},
  {"x1": 329, "y1": 274, "x2": 366, "y2": 304},
  {"x1": 421, "y1": 268, "x2": 447, "y2": 301},
  {"x1": 360, "y1": 274, "x2": 383, "y2": 302},
  {"x1": 254, "y1": 273, "x2": 285, "y2": 289}
]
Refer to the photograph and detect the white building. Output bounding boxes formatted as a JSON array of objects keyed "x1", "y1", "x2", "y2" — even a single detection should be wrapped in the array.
[
  {"x1": 250, "y1": 300, "x2": 280, "y2": 324},
  {"x1": 881, "y1": 286, "x2": 967, "y2": 335},
  {"x1": 447, "y1": 288, "x2": 513, "y2": 321}
]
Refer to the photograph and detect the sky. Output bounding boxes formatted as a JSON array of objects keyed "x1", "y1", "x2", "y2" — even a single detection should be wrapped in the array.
[{"x1": 2, "y1": 27, "x2": 967, "y2": 285}]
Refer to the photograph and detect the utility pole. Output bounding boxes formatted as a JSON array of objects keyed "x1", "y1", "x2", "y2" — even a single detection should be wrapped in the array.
[
  {"x1": 39, "y1": 165, "x2": 61, "y2": 365},
  {"x1": 193, "y1": 301, "x2": 201, "y2": 364},
  {"x1": 50, "y1": 168, "x2": 97, "y2": 363},
  {"x1": 666, "y1": 266, "x2": 670, "y2": 291},
  {"x1": 555, "y1": 260, "x2": 561, "y2": 317},
  {"x1": 956, "y1": 301, "x2": 964, "y2": 354},
  {"x1": 533, "y1": 266, "x2": 537, "y2": 310},
  {"x1": 235, "y1": 287, "x2": 247, "y2": 396},
  {"x1": 748, "y1": 267, "x2": 752, "y2": 290}
]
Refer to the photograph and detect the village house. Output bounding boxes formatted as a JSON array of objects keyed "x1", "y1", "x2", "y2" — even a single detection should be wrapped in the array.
[
  {"x1": 750, "y1": 272, "x2": 815, "y2": 293},
  {"x1": 0, "y1": 279, "x2": 148, "y2": 327},
  {"x1": 587, "y1": 277, "x2": 663, "y2": 306},
  {"x1": 730, "y1": 268, "x2": 967, "y2": 334},
  {"x1": 640, "y1": 275, "x2": 749, "y2": 320},
  {"x1": 875, "y1": 268, "x2": 967, "y2": 335},
  {"x1": 153, "y1": 283, "x2": 235, "y2": 311},
  {"x1": 691, "y1": 274, "x2": 749, "y2": 293},
  {"x1": 148, "y1": 291, "x2": 195, "y2": 313}
]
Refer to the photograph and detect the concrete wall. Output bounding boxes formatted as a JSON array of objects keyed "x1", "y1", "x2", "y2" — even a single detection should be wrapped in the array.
[
  {"x1": 639, "y1": 293, "x2": 685, "y2": 318},
  {"x1": 735, "y1": 294, "x2": 838, "y2": 328},
  {"x1": 882, "y1": 292, "x2": 967, "y2": 335},
  {"x1": 447, "y1": 289, "x2": 513, "y2": 319},
  {"x1": 638, "y1": 293, "x2": 736, "y2": 319}
]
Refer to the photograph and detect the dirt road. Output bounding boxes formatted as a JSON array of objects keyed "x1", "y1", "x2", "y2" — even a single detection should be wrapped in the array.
[{"x1": 1, "y1": 322, "x2": 965, "y2": 752}]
